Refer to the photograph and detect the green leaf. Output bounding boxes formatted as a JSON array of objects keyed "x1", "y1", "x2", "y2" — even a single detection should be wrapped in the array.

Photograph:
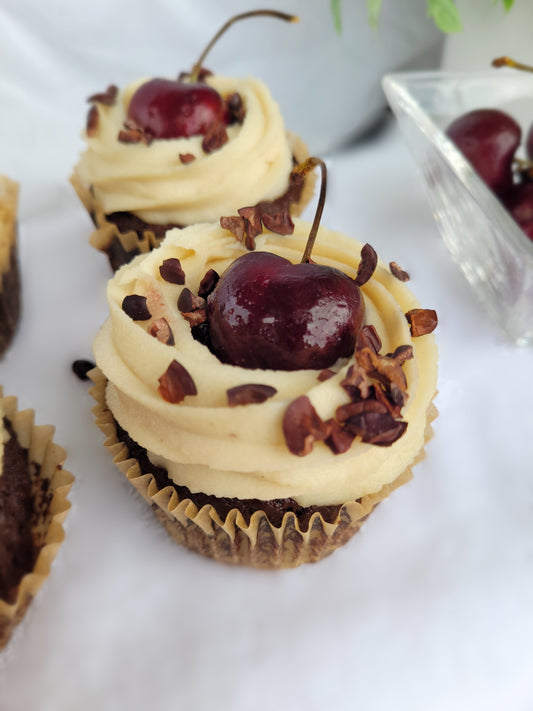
[
  {"x1": 501, "y1": 0, "x2": 515, "y2": 10},
  {"x1": 330, "y1": 0, "x2": 342, "y2": 34},
  {"x1": 426, "y1": 0, "x2": 463, "y2": 33},
  {"x1": 366, "y1": 0, "x2": 383, "y2": 28}
]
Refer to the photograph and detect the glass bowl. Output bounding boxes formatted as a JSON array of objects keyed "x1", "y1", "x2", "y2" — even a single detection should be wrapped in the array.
[{"x1": 382, "y1": 70, "x2": 533, "y2": 346}]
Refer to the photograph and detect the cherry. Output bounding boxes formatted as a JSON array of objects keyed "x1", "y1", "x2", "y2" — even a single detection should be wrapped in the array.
[
  {"x1": 206, "y1": 158, "x2": 366, "y2": 371},
  {"x1": 127, "y1": 10, "x2": 297, "y2": 140},
  {"x1": 446, "y1": 108, "x2": 521, "y2": 197}
]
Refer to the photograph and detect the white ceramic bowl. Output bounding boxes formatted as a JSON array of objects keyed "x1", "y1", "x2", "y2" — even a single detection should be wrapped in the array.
[{"x1": 383, "y1": 70, "x2": 533, "y2": 346}]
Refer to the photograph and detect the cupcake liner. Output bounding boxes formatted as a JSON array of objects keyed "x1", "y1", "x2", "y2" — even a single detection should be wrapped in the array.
[
  {"x1": 71, "y1": 132, "x2": 315, "y2": 272},
  {"x1": 91, "y1": 368, "x2": 437, "y2": 569},
  {"x1": 0, "y1": 390, "x2": 74, "y2": 649},
  {"x1": 0, "y1": 176, "x2": 21, "y2": 356}
]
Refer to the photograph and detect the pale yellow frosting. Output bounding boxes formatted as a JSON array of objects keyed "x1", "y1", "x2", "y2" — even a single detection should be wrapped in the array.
[
  {"x1": 93, "y1": 220, "x2": 438, "y2": 506},
  {"x1": 74, "y1": 75, "x2": 296, "y2": 226},
  {"x1": 0, "y1": 176, "x2": 18, "y2": 279}
]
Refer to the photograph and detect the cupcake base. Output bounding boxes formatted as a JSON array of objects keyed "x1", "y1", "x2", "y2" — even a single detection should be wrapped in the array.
[
  {"x1": 71, "y1": 133, "x2": 315, "y2": 272},
  {"x1": 90, "y1": 368, "x2": 437, "y2": 569},
  {"x1": 0, "y1": 391, "x2": 74, "y2": 649}
]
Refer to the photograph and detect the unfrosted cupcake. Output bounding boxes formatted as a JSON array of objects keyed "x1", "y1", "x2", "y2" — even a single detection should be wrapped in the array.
[
  {"x1": 71, "y1": 11, "x2": 313, "y2": 271},
  {"x1": 0, "y1": 389, "x2": 73, "y2": 648},
  {"x1": 91, "y1": 208, "x2": 438, "y2": 568},
  {"x1": 0, "y1": 176, "x2": 21, "y2": 357}
]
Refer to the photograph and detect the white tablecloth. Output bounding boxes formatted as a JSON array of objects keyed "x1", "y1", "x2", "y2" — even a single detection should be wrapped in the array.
[{"x1": 0, "y1": 2, "x2": 532, "y2": 710}]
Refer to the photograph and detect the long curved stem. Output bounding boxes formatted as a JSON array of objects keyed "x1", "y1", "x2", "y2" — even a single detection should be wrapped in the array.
[
  {"x1": 293, "y1": 157, "x2": 327, "y2": 264},
  {"x1": 492, "y1": 56, "x2": 533, "y2": 73},
  {"x1": 190, "y1": 10, "x2": 298, "y2": 82}
]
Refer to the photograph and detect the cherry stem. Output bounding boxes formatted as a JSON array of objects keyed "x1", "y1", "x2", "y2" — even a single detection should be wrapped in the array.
[
  {"x1": 190, "y1": 10, "x2": 298, "y2": 82},
  {"x1": 492, "y1": 56, "x2": 533, "y2": 73},
  {"x1": 293, "y1": 157, "x2": 327, "y2": 264}
]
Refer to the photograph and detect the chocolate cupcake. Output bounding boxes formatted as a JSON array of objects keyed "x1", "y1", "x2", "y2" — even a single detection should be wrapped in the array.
[
  {"x1": 71, "y1": 12, "x2": 314, "y2": 271},
  {"x1": 0, "y1": 389, "x2": 74, "y2": 648},
  {"x1": 0, "y1": 176, "x2": 21, "y2": 357},
  {"x1": 91, "y1": 214, "x2": 438, "y2": 569}
]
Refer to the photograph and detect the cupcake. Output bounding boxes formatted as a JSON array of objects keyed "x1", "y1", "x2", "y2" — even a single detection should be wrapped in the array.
[
  {"x1": 90, "y1": 185, "x2": 438, "y2": 568},
  {"x1": 71, "y1": 11, "x2": 313, "y2": 271},
  {"x1": 0, "y1": 389, "x2": 74, "y2": 648},
  {"x1": 0, "y1": 176, "x2": 21, "y2": 357}
]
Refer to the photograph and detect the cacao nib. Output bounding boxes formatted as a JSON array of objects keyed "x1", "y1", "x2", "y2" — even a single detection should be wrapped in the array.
[
  {"x1": 325, "y1": 419, "x2": 355, "y2": 455},
  {"x1": 317, "y1": 368, "x2": 336, "y2": 382},
  {"x1": 339, "y1": 400, "x2": 408, "y2": 446},
  {"x1": 220, "y1": 215, "x2": 247, "y2": 243},
  {"x1": 227, "y1": 383, "x2": 277, "y2": 407},
  {"x1": 354, "y1": 243, "x2": 378, "y2": 287},
  {"x1": 86, "y1": 105, "x2": 99, "y2": 136},
  {"x1": 282, "y1": 396, "x2": 330, "y2": 457},
  {"x1": 71, "y1": 359, "x2": 95, "y2": 381},
  {"x1": 158, "y1": 360, "x2": 197, "y2": 403},
  {"x1": 341, "y1": 363, "x2": 372, "y2": 401},
  {"x1": 198, "y1": 269, "x2": 219, "y2": 298},
  {"x1": 159, "y1": 258, "x2": 185, "y2": 285},
  {"x1": 202, "y1": 121, "x2": 228, "y2": 153},
  {"x1": 405, "y1": 309, "x2": 438, "y2": 337},
  {"x1": 227, "y1": 92, "x2": 245, "y2": 124},
  {"x1": 87, "y1": 84, "x2": 118, "y2": 106},
  {"x1": 389, "y1": 261, "x2": 410, "y2": 282},
  {"x1": 118, "y1": 129, "x2": 143, "y2": 144},
  {"x1": 149, "y1": 318, "x2": 175, "y2": 346},
  {"x1": 181, "y1": 309, "x2": 207, "y2": 327},
  {"x1": 122, "y1": 294, "x2": 151, "y2": 321},
  {"x1": 356, "y1": 324, "x2": 382, "y2": 354},
  {"x1": 179, "y1": 153, "x2": 196, "y2": 164},
  {"x1": 388, "y1": 344, "x2": 414, "y2": 366},
  {"x1": 177, "y1": 288, "x2": 205, "y2": 314}
]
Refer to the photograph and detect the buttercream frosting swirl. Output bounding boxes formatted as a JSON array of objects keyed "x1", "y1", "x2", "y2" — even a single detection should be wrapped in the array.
[
  {"x1": 93, "y1": 220, "x2": 438, "y2": 506},
  {"x1": 74, "y1": 75, "x2": 297, "y2": 226}
]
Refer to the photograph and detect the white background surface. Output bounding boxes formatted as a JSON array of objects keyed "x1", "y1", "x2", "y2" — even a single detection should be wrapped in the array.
[{"x1": 1, "y1": 2, "x2": 532, "y2": 710}]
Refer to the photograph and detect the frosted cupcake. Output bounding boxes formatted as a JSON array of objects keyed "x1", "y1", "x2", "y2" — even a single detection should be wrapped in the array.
[
  {"x1": 71, "y1": 11, "x2": 313, "y2": 271},
  {"x1": 91, "y1": 160, "x2": 438, "y2": 568},
  {"x1": 0, "y1": 176, "x2": 21, "y2": 357},
  {"x1": 0, "y1": 389, "x2": 73, "y2": 648}
]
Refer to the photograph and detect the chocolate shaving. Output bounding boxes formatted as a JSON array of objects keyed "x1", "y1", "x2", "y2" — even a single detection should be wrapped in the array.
[
  {"x1": 198, "y1": 269, "x2": 219, "y2": 298},
  {"x1": 87, "y1": 84, "x2": 118, "y2": 106},
  {"x1": 159, "y1": 258, "x2": 185, "y2": 285},
  {"x1": 202, "y1": 121, "x2": 228, "y2": 153},
  {"x1": 179, "y1": 153, "x2": 196, "y2": 165},
  {"x1": 226, "y1": 92, "x2": 245, "y2": 124},
  {"x1": 177, "y1": 288, "x2": 205, "y2": 313},
  {"x1": 122, "y1": 294, "x2": 151, "y2": 321},
  {"x1": 158, "y1": 360, "x2": 197, "y2": 404},
  {"x1": 389, "y1": 261, "x2": 410, "y2": 282},
  {"x1": 405, "y1": 309, "x2": 438, "y2": 337},
  {"x1": 86, "y1": 105, "x2": 99, "y2": 136},
  {"x1": 227, "y1": 383, "x2": 277, "y2": 407},
  {"x1": 282, "y1": 396, "x2": 330, "y2": 457},
  {"x1": 354, "y1": 243, "x2": 378, "y2": 287},
  {"x1": 149, "y1": 318, "x2": 175, "y2": 346}
]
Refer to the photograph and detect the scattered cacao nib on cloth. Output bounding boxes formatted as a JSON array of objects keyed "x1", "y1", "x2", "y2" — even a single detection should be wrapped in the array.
[
  {"x1": 158, "y1": 360, "x2": 197, "y2": 403},
  {"x1": 227, "y1": 383, "x2": 277, "y2": 407}
]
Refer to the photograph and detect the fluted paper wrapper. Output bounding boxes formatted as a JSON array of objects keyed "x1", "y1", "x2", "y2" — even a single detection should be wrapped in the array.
[
  {"x1": 91, "y1": 369, "x2": 437, "y2": 569},
  {"x1": 0, "y1": 176, "x2": 21, "y2": 356},
  {"x1": 71, "y1": 133, "x2": 315, "y2": 272},
  {"x1": 0, "y1": 391, "x2": 74, "y2": 649}
]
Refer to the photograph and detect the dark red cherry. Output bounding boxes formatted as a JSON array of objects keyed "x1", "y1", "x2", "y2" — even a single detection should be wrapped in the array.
[
  {"x1": 526, "y1": 124, "x2": 533, "y2": 161},
  {"x1": 502, "y1": 182, "x2": 533, "y2": 241},
  {"x1": 206, "y1": 251, "x2": 365, "y2": 371},
  {"x1": 126, "y1": 10, "x2": 296, "y2": 140},
  {"x1": 446, "y1": 108, "x2": 521, "y2": 197},
  {"x1": 128, "y1": 79, "x2": 230, "y2": 139}
]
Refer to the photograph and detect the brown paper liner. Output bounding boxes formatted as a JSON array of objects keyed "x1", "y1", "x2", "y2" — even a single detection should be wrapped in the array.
[
  {"x1": 0, "y1": 390, "x2": 74, "y2": 649},
  {"x1": 90, "y1": 368, "x2": 437, "y2": 569},
  {"x1": 71, "y1": 132, "x2": 315, "y2": 272},
  {"x1": 0, "y1": 177, "x2": 21, "y2": 357}
]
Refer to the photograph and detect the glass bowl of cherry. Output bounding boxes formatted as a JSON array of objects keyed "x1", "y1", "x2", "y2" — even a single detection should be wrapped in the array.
[{"x1": 383, "y1": 68, "x2": 533, "y2": 346}]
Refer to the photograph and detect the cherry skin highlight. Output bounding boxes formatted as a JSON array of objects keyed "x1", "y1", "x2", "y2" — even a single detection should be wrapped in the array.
[
  {"x1": 206, "y1": 251, "x2": 365, "y2": 371},
  {"x1": 446, "y1": 108, "x2": 521, "y2": 197},
  {"x1": 127, "y1": 78, "x2": 230, "y2": 139}
]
